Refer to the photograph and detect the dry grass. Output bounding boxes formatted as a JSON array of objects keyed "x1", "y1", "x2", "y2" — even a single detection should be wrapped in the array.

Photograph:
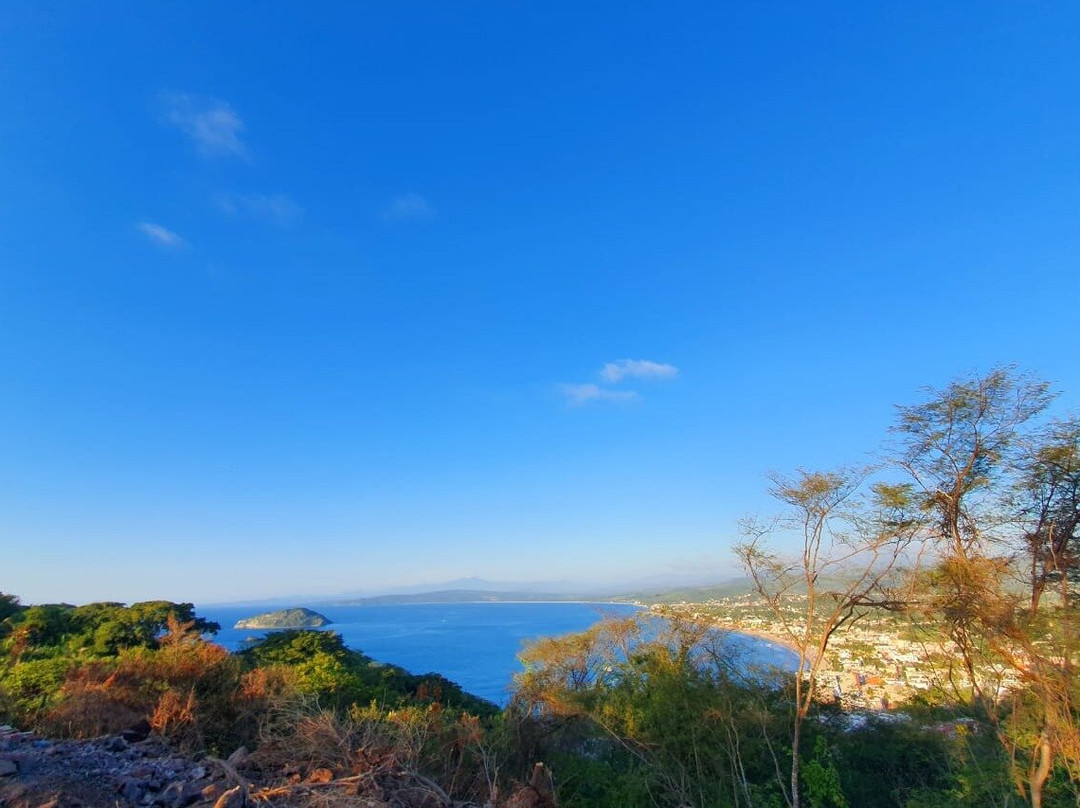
[
  {"x1": 37, "y1": 661, "x2": 144, "y2": 738},
  {"x1": 25, "y1": 626, "x2": 513, "y2": 806},
  {"x1": 246, "y1": 699, "x2": 503, "y2": 807},
  {"x1": 36, "y1": 638, "x2": 263, "y2": 752},
  {"x1": 253, "y1": 700, "x2": 384, "y2": 774}
]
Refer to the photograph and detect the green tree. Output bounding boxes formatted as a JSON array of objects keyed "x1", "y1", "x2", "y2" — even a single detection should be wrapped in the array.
[
  {"x1": 1, "y1": 657, "x2": 71, "y2": 718},
  {"x1": 80, "y1": 601, "x2": 219, "y2": 655},
  {"x1": 0, "y1": 592, "x2": 21, "y2": 623},
  {"x1": 1016, "y1": 417, "x2": 1080, "y2": 616},
  {"x1": 0, "y1": 592, "x2": 22, "y2": 642},
  {"x1": 7, "y1": 604, "x2": 76, "y2": 656},
  {"x1": 516, "y1": 614, "x2": 793, "y2": 807},
  {"x1": 889, "y1": 368, "x2": 1079, "y2": 807}
]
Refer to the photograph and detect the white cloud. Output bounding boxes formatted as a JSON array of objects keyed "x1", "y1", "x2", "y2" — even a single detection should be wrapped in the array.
[
  {"x1": 381, "y1": 192, "x2": 434, "y2": 222},
  {"x1": 137, "y1": 222, "x2": 185, "y2": 248},
  {"x1": 600, "y1": 359, "x2": 679, "y2": 383},
  {"x1": 560, "y1": 383, "x2": 639, "y2": 406},
  {"x1": 216, "y1": 192, "x2": 303, "y2": 225},
  {"x1": 162, "y1": 93, "x2": 247, "y2": 159}
]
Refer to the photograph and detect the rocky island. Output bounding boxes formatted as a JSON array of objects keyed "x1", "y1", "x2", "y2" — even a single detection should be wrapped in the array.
[{"x1": 233, "y1": 607, "x2": 331, "y2": 629}]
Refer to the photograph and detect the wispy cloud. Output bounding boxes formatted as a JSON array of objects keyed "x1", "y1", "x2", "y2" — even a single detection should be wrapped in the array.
[
  {"x1": 381, "y1": 192, "x2": 434, "y2": 222},
  {"x1": 162, "y1": 93, "x2": 247, "y2": 159},
  {"x1": 216, "y1": 192, "x2": 303, "y2": 226},
  {"x1": 560, "y1": 383, "x2": 639, "y2": 406},
  {"x1": 600, "y1": 359, "x2": 679, "y2": 383},
  {"x1": 137, "y1": 222, "x2": 185, "y2": 248},
  {"x1": 558, "y1": 358, "x2": 678, "y2": 406}
]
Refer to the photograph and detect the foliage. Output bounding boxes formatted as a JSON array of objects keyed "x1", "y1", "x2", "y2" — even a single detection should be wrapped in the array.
[
  {"x1": 888, "y1": 368, "x2": 1080, "y2": 807},
  {"x1": 802, "y1": 737, "x2": 846, "y2": 808},
  {"x1": 0, "y1": 592, "x2": 22, "y2": 633},
  {"x1": 0, "y1": 656, "x2": 71, "y2": 722},
  {"x1": 240, "y1": 629, "x2": 499, "y2": 716},
  {"x1": 829, "y1": 718, "x2": 952, "y2": 808},
  {"x1": 1, "y1": 599, "x2": 220, "y2": 662},
  {"x1": 517, "y1": 613, "x2": 797, "y2": 807}
]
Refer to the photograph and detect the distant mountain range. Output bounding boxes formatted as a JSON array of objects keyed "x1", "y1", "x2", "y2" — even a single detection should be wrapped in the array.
[
  {"x1": 335, "y1": 589, "x2": 591, "y2": 605},
  {"x1": 205, "y1": 574, "x2": 752, "y2": 609},
  {"x1": 333, "y1": 578, "x2": 754, "y2": 606}
]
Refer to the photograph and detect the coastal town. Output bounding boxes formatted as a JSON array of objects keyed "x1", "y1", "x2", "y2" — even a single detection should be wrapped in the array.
[{"x1": 649, "y1": 594, "x2": 1027, "y2": 712}]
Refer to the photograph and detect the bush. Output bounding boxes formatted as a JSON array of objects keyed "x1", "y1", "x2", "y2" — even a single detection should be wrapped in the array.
[
  {"x1": 515, "y1": 615, "x2": 796, "y2": 807},
  {"x1": 1, "y1": 657, "x2": 72, "y2": 721}
]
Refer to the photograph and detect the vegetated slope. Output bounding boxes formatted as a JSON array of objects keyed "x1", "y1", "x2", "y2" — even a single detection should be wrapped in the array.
[{"x1": 0, "y1": 598, "x2": 514, "y2": 806}]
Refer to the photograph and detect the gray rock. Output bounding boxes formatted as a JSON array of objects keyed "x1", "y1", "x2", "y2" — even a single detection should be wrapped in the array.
[
  {"x1": 121, "y1": 719, "x2": 152, "y2": 743},
  {"x1": 120, "y1": 778, "x2": 146, "y2": 804},
  {"x1": 0, "y1": 757, "x2": 17, "y2": 776},
  {"x1": 225, "y1": 746, "x2": 249, "y2": 769},
  {"x1": 104, "y1": 736, "x2": 128, "y2": 753}
]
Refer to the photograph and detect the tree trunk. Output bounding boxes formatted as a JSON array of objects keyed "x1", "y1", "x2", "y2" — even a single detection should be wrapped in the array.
[
  {"x1": 1030, "y1": 551, "x2": 1044, "y2": 616},
  {"x1": 791, "y1": 718, "x2": 801, "y2": 808},
  {"x1": 1029, "y1": 735, "x2": 1052, "y2": 808},
  {"x1": 791, "y1": 668, "x2": 804, "y2": 808},
  {"x1": 1062, "y1": 560, "x2": 1073, "y2": 674}
]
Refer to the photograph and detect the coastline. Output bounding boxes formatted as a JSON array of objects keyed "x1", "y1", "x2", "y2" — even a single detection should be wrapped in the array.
[
  {"x1": 206, "y1": 601, "x2": 642, "y2": 705},
  {"x1": 713, "y1": 622, "x2": 801, "y2": 658},
  {"x1": 647, "y1": 604, "x2": 801, "y2": 658}
]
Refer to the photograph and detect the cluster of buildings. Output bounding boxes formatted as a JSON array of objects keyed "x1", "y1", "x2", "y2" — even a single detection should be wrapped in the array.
[{"x1": 650, "y1": 594, "x2": 1027, "y2": 711}]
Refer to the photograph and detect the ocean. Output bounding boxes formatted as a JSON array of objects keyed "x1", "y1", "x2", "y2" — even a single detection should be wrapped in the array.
[{"x1": 196, "y1": 601, "x2": 796, "y2": 705}]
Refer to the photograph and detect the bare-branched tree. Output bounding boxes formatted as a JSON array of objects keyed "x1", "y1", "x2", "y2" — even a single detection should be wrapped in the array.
[{"x1": 735, "y1": 467, "x2": 916, "y2": 808}]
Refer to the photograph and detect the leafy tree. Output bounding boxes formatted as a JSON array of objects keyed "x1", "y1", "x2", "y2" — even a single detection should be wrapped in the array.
[
  {"x1": 802, "y1": 737, "x2": 846, "y2": 808},
  {"x1": 516, "y1": 614, "x2": 793, "y2": 807},
  {"x1": 1015, "y1": 417, "x2": 1080, "y2": 615},
  {"x1": 892, "y1": 368, "x2": 1052, "y2": 558},
  {"x1": 515, "y1": 615, "x2": 638, "y2": 716},
  {"x1": 6, "y1": 604, "x2": 77, "y2": 657},
  {"x1": 830, "y1": 717, "x2": 954, "y2": 808},
  {"x1": 241, "y1": 630, "x2": 497, "y2": 715},
  {"x1": 3, "y1": 600, "x2": 220, "y2": 659},
  {"x1": 889, "y1": 368, "x2": 1079, "y2": 807},
  {"x1": 242, "y1": 628, "x2": 349, "y2": 667},
  {"x1": 0, "y1": 592, "x2": 21, "y2": 623},
  {"x1": 1, "y1": 657, "x2": 71, "y2": 718}
]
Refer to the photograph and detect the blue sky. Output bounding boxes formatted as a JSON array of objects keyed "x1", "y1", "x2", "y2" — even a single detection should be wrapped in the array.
[{"x1": 2, "y1": 2, "x2": 1078, "y2": 604}]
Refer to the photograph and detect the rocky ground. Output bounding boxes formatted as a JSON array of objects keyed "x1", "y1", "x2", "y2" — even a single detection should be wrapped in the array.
[
  {"x1": 0, "y1": 725, "x2": 554, "y2": 808},
  {"x1": 0, "y1": 723, "x2": 232, "y2": 808}
]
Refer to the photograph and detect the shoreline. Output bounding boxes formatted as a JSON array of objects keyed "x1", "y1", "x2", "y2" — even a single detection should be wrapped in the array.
[
  {"x1": 647, "y1": 604, "x2": 801, "y2": 657},
  {"x1": 714, "y1": 622, "x2": 801, "y2": 657}
]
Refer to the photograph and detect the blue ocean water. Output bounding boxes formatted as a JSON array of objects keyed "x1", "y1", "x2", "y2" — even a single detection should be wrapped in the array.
[{"x1": 196, "y1": 602, "x2": 795, "y2": 705}]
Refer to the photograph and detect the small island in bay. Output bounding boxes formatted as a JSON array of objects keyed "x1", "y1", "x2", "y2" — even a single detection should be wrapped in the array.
[{"x1": 234, "y1": 607, "x2": 331, "y2": 630}]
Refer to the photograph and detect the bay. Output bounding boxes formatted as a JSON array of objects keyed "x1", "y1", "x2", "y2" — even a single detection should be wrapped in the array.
[{"x1": 197, "y1": 601, "x2": 795, "y2": 705}]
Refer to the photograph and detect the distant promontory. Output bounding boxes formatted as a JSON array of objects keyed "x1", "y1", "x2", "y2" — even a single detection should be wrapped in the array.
[{"x1": 233, "y1": 607, "x2": 331, "y2": 630}]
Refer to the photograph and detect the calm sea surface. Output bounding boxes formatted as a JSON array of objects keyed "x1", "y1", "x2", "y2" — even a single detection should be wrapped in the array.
[{"x1": 196, "y1": 602, "x2": 795, "y2": 705}]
